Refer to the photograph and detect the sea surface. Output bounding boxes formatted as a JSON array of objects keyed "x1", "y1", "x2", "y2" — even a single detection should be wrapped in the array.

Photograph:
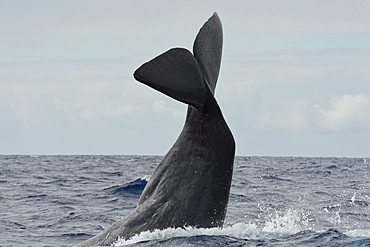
[{"x1": 1, "y1": 155, "x2": 370, "y2": 246}]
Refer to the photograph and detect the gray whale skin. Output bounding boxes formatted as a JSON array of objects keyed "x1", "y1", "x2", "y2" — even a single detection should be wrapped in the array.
[{"x1": 75, "y1": 12, "x2": 235, "y2": 246}]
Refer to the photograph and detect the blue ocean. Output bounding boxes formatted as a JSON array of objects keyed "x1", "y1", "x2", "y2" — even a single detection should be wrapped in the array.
[{"x1": 1, "y1": 155, "x2": 370, "y2": 246}]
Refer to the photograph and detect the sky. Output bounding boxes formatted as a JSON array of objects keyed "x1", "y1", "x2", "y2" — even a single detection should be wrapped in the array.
[{"x1": 1, "y1": 0, "x2": 370, "y2": 157}]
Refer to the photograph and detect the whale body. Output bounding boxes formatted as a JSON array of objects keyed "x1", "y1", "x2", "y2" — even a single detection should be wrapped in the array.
[{"x1": 76, "y1": 12, "x2": 235, "y2": 246}]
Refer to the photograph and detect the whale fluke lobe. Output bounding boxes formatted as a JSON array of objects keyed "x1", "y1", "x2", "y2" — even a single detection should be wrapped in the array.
[
  {"x1": 193, "y1": 12, "x2": 223, "y2": 94},
  {"x1": 75, "y1": 12, "x2": 235, "y2": 246},
  {"x1": 134, "y1": 48, "x2": 208, "y2": 110}
]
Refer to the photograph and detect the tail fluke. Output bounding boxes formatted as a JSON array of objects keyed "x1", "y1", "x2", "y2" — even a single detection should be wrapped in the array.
[
  {"x1": 133, "y1": 12, "x2": 223, "y2": 108},
  {"x1": 193, "y1": 12, "x2": 223, "y2": 95},
  {"x1": 133, "y1": 48, "x2": 209, "y2": 110}
]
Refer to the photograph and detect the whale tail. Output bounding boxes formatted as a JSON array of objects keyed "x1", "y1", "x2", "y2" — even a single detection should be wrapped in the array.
[{"x1": 133, "y1": 12, "x2": 223, "y2": 110}]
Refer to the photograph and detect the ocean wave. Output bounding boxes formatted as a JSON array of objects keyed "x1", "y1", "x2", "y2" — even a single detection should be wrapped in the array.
[{"x1": 105, "y1": 178, "x2": 148, "y2": 197}]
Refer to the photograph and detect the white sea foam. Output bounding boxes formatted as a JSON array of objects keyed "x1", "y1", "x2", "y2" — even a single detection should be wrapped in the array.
[
  {"x1": 113, "y1": 209, "x2": 309, "y2": 246},
  {"x1": 345, "y1": 229, "x2": 370, "y2": 239},
  {"x1": 140, "y1": 175, "x2": 151, "y2": 182},
  {"x1": 113, "y1": 224, "x2": 256, "y2": 246}
]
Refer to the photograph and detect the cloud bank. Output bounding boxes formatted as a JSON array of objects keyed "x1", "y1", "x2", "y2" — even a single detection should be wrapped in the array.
[{"x1": 1, "y1": 1, "x2": 370, "y2": 156}]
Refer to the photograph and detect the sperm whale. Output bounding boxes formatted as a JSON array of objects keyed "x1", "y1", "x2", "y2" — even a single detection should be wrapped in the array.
[{"x1": 75, "y1": 12, "x2": 235, "y2": 246}]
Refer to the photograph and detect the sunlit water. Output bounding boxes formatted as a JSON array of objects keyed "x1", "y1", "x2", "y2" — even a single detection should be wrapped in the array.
[{"x1": 1, "y1": 156, "x2": 370, "y2": 246}]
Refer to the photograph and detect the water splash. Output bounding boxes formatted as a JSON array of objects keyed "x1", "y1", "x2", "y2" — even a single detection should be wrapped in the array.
[
  {"x1": 113, "y1": 208, "x2": 311, "y2": 246},
  {"x1": 262, "y1": 208, "x2": 311, "y2": 234}
]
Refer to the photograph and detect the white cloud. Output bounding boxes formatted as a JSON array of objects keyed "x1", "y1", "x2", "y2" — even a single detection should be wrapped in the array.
[
  {"x1": 80, "y1": 108, "x2": 95, "y2": 121},
  {"x1": 104, "y1": 103, "x2": 134, "y2": 118},
  {"x1": 318, "y1": 94, "x2": 370, "y2": 131},
  {"x1": 253, "y1": 94, "x2": 370, "y2": 134},
  {"x1": 0, "y1": 56, "x2": 139, "y2": 130},
  {"x1": 153, "y1": 100, "x2": 167, "y2": 113},
  {"x1": 254, "y1": 99, "x2": 319, "y2": 132},
  {"x1": 54, "y1": 98, "x2": 65, "y2": 110},
  {"x1": 152, "y1": 100, "x2": 186, "y2": 118}
]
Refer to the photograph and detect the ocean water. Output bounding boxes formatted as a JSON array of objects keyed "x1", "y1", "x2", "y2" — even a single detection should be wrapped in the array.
[{"x1": 1, "y1": 155, "x2": 370, "y2": 246}]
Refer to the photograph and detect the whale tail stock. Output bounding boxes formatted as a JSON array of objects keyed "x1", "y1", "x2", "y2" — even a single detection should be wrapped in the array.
[{"x1": 133, "y1": 12, "x2": 222, "y2": 109}]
